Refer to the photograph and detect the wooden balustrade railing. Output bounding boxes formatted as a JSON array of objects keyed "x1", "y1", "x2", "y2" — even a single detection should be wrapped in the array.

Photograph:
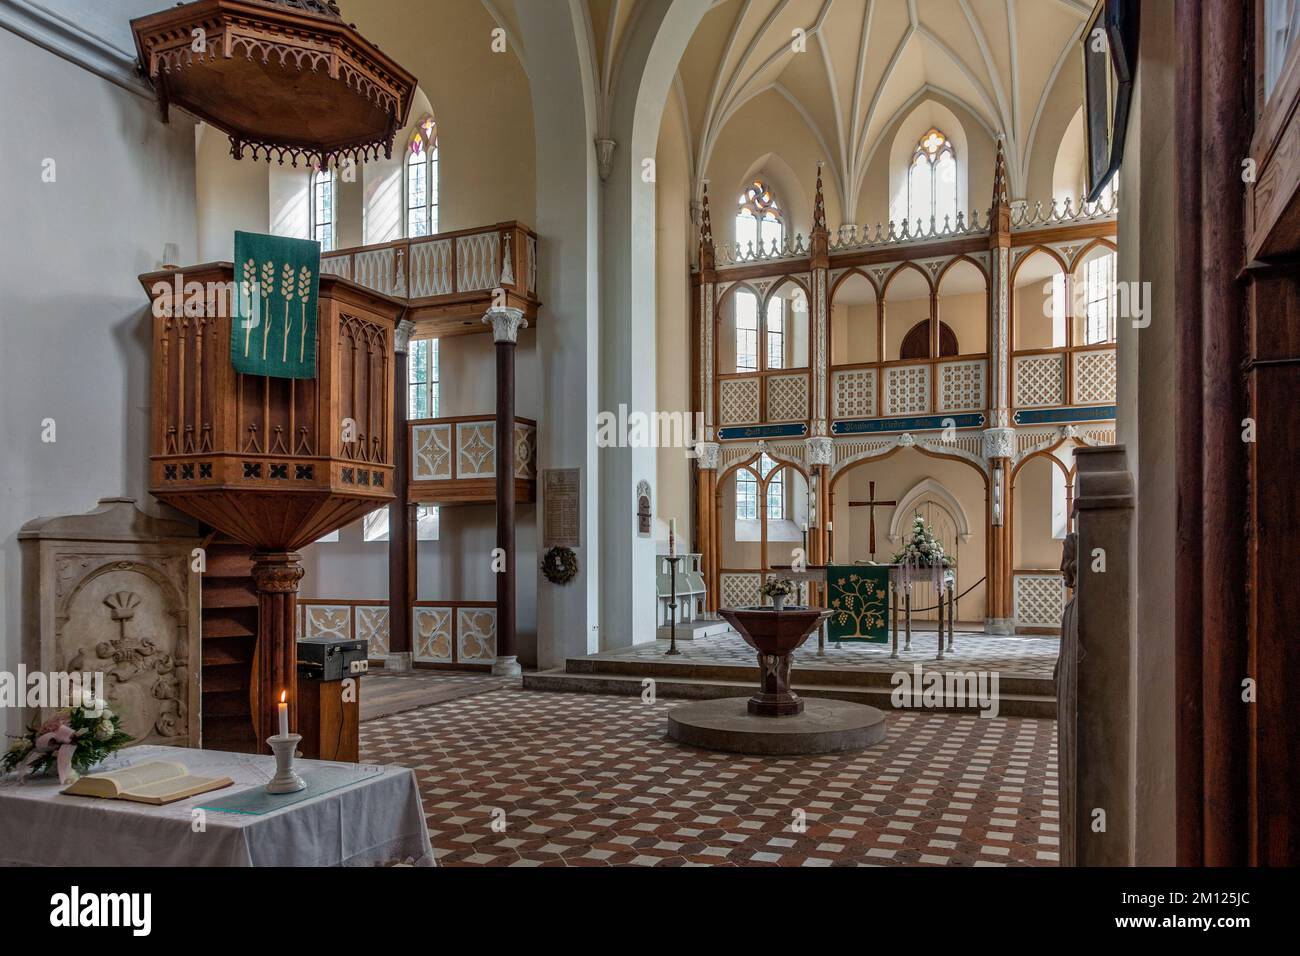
[
  {"x1": 407, "y1": 414, "x2": 537, "y2": 504},
  {"x1": 321, "y1": 222, "x2": 539, "y2": 337}
]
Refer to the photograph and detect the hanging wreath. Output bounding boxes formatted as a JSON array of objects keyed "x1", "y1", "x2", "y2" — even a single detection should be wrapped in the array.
[{"x1": 542, "y1": 546, "x2": 579, "y2": 585}]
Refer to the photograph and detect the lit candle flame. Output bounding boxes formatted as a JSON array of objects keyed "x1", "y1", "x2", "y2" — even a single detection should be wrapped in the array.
[{"x1": 280, "y1": 690, "x2": 286, "y2": 703}]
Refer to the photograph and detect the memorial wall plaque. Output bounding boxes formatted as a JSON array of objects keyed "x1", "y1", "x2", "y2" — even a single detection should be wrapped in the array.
[{"x1": 543, "y1": 468, "x2": 581, "y2": 548}]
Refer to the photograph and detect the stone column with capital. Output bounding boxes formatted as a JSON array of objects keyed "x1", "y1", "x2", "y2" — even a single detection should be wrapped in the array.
[
  {"x1": 387, "y1": 319, "x2": 416, "y2": 671},
  {"x1": 983, "y1": 427, "x2": 1015, "y2": 633},
  {"x1": 806, "y1": 436, "x2": 834, "y2": 570},
  {"x1": 250, "y1": 552, "x2": 304, "y2": 744},
  {"x1": 485, "y1": 307, "x2": 528, "y2": 677}
]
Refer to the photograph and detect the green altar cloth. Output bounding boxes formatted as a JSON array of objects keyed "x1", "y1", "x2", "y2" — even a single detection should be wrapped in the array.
[{"x1": 826, "y1": 564, "x2": 891, "y2": 643}]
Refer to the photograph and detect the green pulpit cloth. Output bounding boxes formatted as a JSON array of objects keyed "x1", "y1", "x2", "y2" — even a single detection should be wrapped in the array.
[
  {"x1": 231, "y1": 231, "x2": 321, "y2": 379},
  {"x1": 827, "y1": 565, "x2": 891, "y2": 643}
]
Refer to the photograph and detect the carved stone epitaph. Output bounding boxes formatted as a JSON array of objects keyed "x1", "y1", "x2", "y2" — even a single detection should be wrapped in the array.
[{"x1": 19, "y1": 499, "x2": 202, "y2": 748}]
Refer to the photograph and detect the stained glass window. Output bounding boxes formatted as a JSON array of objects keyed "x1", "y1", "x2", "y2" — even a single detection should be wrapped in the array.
[
  {"x1": 311, "y1": 165, "x2": 335, "y2": 251},
  {"x1": 906, "y1": 128, "x2": 957, "y2": 232},
  {"x1": 735, "y1": 180, "x2": 784, "y2": 254},
  {"x1": 406, "y1": 116, "x2": 439, "y2": 238}
]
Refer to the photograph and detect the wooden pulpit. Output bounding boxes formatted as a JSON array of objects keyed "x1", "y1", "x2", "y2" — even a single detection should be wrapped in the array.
[{"x1": 141, "y1": 263, "x2": 405, "y2": 751}]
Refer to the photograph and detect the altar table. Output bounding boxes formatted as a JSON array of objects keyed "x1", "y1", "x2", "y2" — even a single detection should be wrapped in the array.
[
  {"x1": 0, "y1": 745, "x2": 433, "y2": 868},
  {"x1": 773, "y1": 563, "x2": 957, "y2": 659}
]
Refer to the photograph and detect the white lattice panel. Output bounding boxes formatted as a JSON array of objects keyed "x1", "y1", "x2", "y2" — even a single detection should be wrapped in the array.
[
  {"x1": 456, "y1": 422, "x2": 496, "y2": 478},
  {"x1": 766, "y1": 373, "x2": 809, "y2": 422},
  {"x1": 1014, "y1": 573, "x2": 1066, "y2": 628},
  {"x1": 408, "y1": 239, "x2": 453, "y2": 297},
  {"x1": 356, "y1": 605, "x2": 390, "y2": 658},
  {"x1": 303, "y1": 605, "x2": 351, "y2": 639},
  {"x1": 832, "y1": 368, "x2": 876, "y2": 418},
  {"x1": 719, "y1": 573, "x2": 761, "y2": 610},
  {"x1": 457, "y1": 608, "x2": 497, "y2": 662},
  {"x1": 719, "y1": 377, "x2": 760, "y2": 425},
  {"x1": 1014, "y1": 354, "x2": 1066, "y2": 407},
  {"x1": 412, "y1": 423, "x2": 452, "y2": 480},
  {"x1": 456, "y1": 232, "x2": 501, "y2": 291},
  {"x1": 884, "y1": 365, "x2": 930, "y2": 415},
  {"x1": 938, "y1": 360, "x2": 986, "y2": 412},
  {"x1": 1073, "y1": 349, "x2": 1117, "y2": 404},
  {"x1": 413, "y1": 607, "x2": 453, "y2": 663}
]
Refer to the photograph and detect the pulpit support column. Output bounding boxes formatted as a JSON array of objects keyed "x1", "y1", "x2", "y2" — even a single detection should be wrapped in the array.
[
  {"x1": 250, "y1": 552, "x2": 304, "y2": 743},
  {"x1": 387, "y1": 319, "x2": 416, "y2": 670},
  {"x1": 485, "y1": 307, "x2": 528, "y2": 677}
]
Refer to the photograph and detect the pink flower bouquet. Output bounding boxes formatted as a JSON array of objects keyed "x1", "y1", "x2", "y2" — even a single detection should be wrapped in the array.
[{"x1": 2, "y1": 697, "x2": 132, "y2": 784}]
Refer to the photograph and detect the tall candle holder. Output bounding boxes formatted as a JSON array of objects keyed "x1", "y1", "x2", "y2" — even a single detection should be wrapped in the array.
[
  {"x1": 266, "y1": 734, "x2": 306, "y2": 794},
  {"x1": 664, "y1": 554, "x2": 685, "y2": 656}
]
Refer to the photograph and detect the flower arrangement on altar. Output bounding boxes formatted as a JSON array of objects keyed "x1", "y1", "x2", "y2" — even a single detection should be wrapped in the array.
[
  {"x1": 892, "y1": 513, "x2": 954, "y2": 568},
  {"x1": 2, "y1": 696, "x2": 132, "y2": 785}
]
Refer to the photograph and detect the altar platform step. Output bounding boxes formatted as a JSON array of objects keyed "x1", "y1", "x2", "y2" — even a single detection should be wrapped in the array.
[
  {"x1": 523, "y1": 668, "x2": 1054, "y2": 717},
  {"x1": 654, "y1": 620, "x2": 734, "y2": 641},
  {"x1": 524, "y1": 632, "x2": 1059, "y2": 717}
]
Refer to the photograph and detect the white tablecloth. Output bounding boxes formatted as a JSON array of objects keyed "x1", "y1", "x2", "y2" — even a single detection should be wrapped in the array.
[{"x1": 0, "y1": 745, "x2": 433, "y2": 867}]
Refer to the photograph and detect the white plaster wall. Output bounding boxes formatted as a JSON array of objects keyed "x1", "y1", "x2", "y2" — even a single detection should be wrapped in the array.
[{"x1": 0, "y1": 26, "x2": 197, "y2": 734}]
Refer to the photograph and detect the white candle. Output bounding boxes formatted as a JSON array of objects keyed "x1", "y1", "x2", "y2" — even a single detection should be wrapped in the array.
[
  {"x1": 278, "y1": 690, "x2": 289, "y2": 738},
  {"x1": 827, "y1": 521, "x2": 833, "y2": 532},
  {"x1": 668, "y1": 519, "x2": 677, "y2": 557},
  {"x1": 802, "y1": 522, "x2": 808, "y2": 533}
]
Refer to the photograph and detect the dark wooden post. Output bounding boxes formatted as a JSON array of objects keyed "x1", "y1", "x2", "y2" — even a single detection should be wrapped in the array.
[
  {"x1": 250, "y1": 552, "x2": 304, "y2": 744},
  {"x1": 387, "y1": 319, "x2": 415, "y2": 668},
  {"x1": 485, "y1": 307, "x2": 527, "y2": 676}
]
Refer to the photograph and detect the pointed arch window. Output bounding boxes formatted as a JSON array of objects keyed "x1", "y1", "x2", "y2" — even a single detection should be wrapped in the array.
[
  {"x1": 406, "y1": 116, "x2": 439, "y2": 238},
  {"x1": 906, "y1": 128, "x2": 957, "y2": 231},
  {"x1": 310, "y1": 164, "x2": 335, "y2": 251},
  {"x1": 735, "y1": 180, "x2": 784, "y2": 255},
  {"x1": 735, "y1": 454, "x2": 784, "y2": 521}
]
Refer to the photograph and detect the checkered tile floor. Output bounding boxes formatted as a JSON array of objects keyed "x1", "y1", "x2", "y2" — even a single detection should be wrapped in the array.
[
  {"x1": 581, "y1": 631, "x2": 1060, "y2": 679},
  {"x1": 360, "y1": 682, "x2": 1059, "y2": 867}
]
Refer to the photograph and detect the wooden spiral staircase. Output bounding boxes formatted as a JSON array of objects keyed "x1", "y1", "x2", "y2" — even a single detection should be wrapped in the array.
[{"x1": 198, "y1": 535, "x2": 258, "y2": 752}]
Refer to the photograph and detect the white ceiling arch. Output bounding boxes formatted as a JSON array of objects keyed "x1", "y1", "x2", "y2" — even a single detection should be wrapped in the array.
[{"x1": 666, "y1": 0, "x2": 1090, "y2": 217}]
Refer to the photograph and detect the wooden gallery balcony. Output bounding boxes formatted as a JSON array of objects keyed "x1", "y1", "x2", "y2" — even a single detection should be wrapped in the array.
[
  {"x1": 409, "y1": 416, "x2": 537, "y2": 505},
  {"x1": 321, "y1": 221, "x2": 540, "y2": 337}
]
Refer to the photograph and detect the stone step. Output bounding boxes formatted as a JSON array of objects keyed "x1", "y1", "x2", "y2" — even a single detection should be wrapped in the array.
[
  {"x1": 522, "y1": 669, "x2": 1056, "y2": 718},
  {"x1": 655, "y1": 620, "x2": 735, "y2": 641},
  {"x1": 563, "y1": 655, "x2": 1051, "y2": 697}
]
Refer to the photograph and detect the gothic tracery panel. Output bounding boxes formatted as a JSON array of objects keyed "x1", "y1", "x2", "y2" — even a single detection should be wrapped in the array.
[
  {"x1": 412, "y1": 423, "x2": 452, "y2": 480},
  {"x1": 457, "y1": 607, "x2": 497, "y2": 662},
  {"x1": 938, "y1": 360, "x2": 986, "y2": 412},
  {"x1": 356, "y1": 605, "x2": 390, "y2": 658},
  {"x1": 884, "y1": 365, "x2": 930, "y2": 415},
  {"x1": 719, "y1": 377, "x2": 760, "y2": 425},
  {"x1": 303, "y1": 604, "x2": 351, "y2": 639},
  {"x1": 413, "y1": 606, "x2": 453, "y2": 663},
  {"x1": 408, "y1": 238, "x2": 454, "y2": 297},
  {"x1": 456, "y1": 422, "x2": 496, "y2": 478},
  {"x1": 1072, "y1": 349, "x2": 1117, "y2": 405},
  {"x1": 1014, "y1": 354, "x2": 1066, "y2": 407},
  {"x1": 833, "y1": 368, "x2": 877, "y2": 419},
  {"x1": 1014, "y1": 573, "x2": 1066, "y2": 629},
  {"x1": 766, "y1": 373, "x2": 809, "y2": 422},
  {"x1": 720, "y1": 572, "x2": 762, "y2": 610},
  {"x1": 455, "y1": 232, "x2": 501, "y2": 291}
]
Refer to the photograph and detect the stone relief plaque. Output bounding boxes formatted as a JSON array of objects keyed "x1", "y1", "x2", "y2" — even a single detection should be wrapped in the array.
[
  {"x1": 20, "y1": 498, "x2": 202, "y2": 748},
  {"x1": 543, "y1": 468, "x2": 581, "y2": 548}
]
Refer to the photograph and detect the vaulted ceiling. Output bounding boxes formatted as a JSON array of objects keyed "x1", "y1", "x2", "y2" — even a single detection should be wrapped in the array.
[{"x1": 581, "y1": 0, "x2": 1090, "y2": 214}]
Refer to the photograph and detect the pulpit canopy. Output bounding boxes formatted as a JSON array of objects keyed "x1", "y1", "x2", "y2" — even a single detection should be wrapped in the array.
[{"x1": 131, "y1": 0, "x2": 418, "y2": 169}]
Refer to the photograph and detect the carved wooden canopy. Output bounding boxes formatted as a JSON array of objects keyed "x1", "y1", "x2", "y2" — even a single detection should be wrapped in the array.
[{"x1": 131, "y1": 0, "x2": 417, "y2": 169}]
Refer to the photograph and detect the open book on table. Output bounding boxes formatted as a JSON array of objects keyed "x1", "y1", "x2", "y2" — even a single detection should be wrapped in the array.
[{"x1": 61, "y1": 760, "x2": 235, "y2": 805}]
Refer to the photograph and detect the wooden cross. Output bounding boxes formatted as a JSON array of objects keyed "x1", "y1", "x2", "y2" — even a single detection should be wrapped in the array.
[{"x1": 848, "y1": 481, "x2": 897, "y2": 560}]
